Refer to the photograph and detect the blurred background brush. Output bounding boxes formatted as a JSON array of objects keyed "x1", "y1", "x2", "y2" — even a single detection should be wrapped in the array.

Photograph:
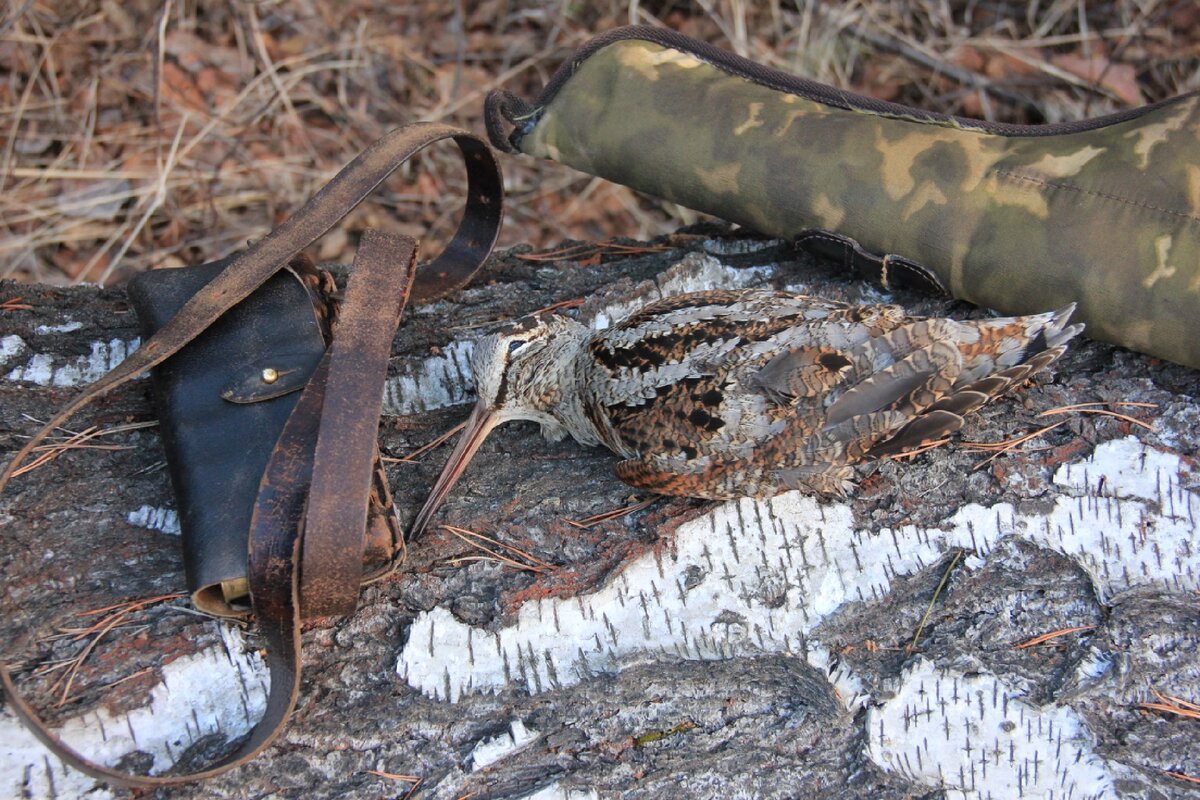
[{"x1": 1, "y1": 0, "x2": 1196, "y2": 285}]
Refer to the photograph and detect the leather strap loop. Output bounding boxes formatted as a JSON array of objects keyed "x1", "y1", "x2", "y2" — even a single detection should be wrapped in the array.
[
  {"x1": 1, "y1": 125, "x2": 502, "y2": 787},
  {"x1": 0, "y1": 123, "x2": 502, "y2": 500}
]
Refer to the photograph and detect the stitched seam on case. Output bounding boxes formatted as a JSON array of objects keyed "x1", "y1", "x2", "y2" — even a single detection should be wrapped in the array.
[{"x1": 995, "y1": 169, "x2": 1200, "y2": 224}]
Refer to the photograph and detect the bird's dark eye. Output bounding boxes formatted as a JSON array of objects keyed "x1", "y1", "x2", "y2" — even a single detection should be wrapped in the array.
[{"x1": 507, "y1": 340, "x2": 526, "y2": 355}]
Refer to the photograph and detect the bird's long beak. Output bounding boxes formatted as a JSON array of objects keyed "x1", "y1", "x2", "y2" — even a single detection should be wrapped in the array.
[{"x1": 409, "y1": 399, "x2": 501, "y2": 539}]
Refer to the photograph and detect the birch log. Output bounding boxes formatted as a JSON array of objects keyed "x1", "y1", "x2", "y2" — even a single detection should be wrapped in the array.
[{"x1": 2, "y1": 230, "x2": 1198, "y2": 799}]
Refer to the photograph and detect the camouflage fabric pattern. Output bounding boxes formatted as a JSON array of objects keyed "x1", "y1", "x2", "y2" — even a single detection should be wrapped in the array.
[{"x1": 515, "y1": 38, "x2": 1200, "y2": 369}]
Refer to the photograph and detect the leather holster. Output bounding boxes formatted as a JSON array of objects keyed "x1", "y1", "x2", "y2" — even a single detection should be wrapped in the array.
[{"x1": 127, "y1": 257, "x2": 399, "y2": 618}]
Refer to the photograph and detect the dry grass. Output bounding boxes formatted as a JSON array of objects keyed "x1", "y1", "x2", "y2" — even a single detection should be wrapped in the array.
[
  {"x1": 2, "y1": 1, "x2": 1196, "y2": 285},
  {"x1": 907, "y1": 549, "x2": 962, "y2": 654}
]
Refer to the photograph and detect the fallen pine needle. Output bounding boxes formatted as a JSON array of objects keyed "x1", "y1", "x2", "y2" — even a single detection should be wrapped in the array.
[
  {"x1": 98, "y1": 667, "x2": 154, "y2": 692},
  {"x1": 363, "y1": 771, "x2": 423, "y2": 800},
  {"x1": 965, "y1": 420, "x2": 1069, "y2": 469},
  {"x1": 1139, "y1": 688, "x2": 1200, "y2": 720},
  {"x1": 438, "y1": 298, "x2": 583, "y2": 336},
  {"x1": 1039, "y1": 402, "x2": 1156, "y2": 431},
  {"x1": 924, "y1": 402, "x2": 1160, "y2": 470},
  {"x1": 383, "y1": 421, "x2": 466, "y2": 464},
  {"x1": 1042, "y1": 401, "x2": 1157, "y2": 413},
  {"x1": 908, "y1": 550, "x2": 962, "y2": 654},
  {"x1": 1142, "y1": 704, "x2": 1200, "y2": 721},
  {"x1": 1152, "y1": 689, "x2": 1200, "y2": 712},
  {"x1": 67, "y1": 592, "x2": 187, "y2": 629},
  {"x1": 441, "y1": 525, "x2": 552, "y2": 574},
  {"x1": 964, "y1": 421, "x2": 1067, "y2": 450},
  {"x1": 1015, "y1": 625, "x2": 1096, "y2": 649},
  {"x1": 29, "y1": 656, "x2": 79, "y2": 678},
  {"x1": 1, "y1": 296, "x2": 33, "y2": 311},
  {"x1": 566, "y1": 496, "x2": 659, "y2": 529},
  {"x1": 514, "y1": 240, "x2": 670, "y2": 262},
  {"x1": 445, "y1": 526, "x2": 552, "y2": 569},
  {"x1": 13, "y1": 419, "x2": 158, "y2": 477},
  {"x1": 445, "y1": 555, "x2": 550, "y2": 574},
  {"x1": 886, "y1": 437, "x2": 952, "y2": 461},
  {"x1": 528, "y1": 297, "x2": 584, "y2": 315},
  {"x1": 364, "y1": 769, "x2": 420, "y2": 782},
  {"x1": 42, "y1": 593, "x2": 185, "y2": 706},
  {"x1": 1167, "y1": 771, "x2": 1200, "y2": 785}
]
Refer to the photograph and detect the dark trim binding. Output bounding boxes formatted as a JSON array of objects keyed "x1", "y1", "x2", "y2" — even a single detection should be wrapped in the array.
[
  {"x1": 487, "y1": 24, "x2": 1198, "y2": 149},
  {"x1": 794, "y1": 229, "x2": 949, "y2": 296},
  {"x1": 484, "y1": 89, "x2": 534, "y2": 153}
]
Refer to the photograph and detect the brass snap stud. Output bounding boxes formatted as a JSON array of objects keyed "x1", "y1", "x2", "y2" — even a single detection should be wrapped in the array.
[{"x1": 261, "y1": 367, "x2": 280, "y2": 384}]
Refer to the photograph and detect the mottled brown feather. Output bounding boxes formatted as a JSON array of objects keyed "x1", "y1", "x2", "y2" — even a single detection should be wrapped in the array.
[{"x1": 574, "y1": 291, "x2": 1081, "y2": 499}]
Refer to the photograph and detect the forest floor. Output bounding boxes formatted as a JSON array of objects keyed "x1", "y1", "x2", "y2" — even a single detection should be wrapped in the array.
[{"x1": 2, "y1": 0, "x2": 1197, "y2": 285}]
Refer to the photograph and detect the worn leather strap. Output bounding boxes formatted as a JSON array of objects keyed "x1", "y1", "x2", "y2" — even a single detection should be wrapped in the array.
[
  {"x1": 301, "y1": 231, "x2": 417, "y2": 618},
  {"x1": 0, "y1": 237, "x2": 414, "y2": 787},
  {"x1": 1, "y1": 125, "x2": 502, "y2": 786}
]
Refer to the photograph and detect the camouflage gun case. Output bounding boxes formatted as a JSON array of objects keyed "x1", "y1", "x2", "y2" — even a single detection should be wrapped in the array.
[{"x1": 486, "y1": 26, "x2": 1200, "y2": 369}]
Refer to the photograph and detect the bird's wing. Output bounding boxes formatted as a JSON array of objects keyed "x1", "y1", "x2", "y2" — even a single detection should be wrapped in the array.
[
  {"x1": 604, "y1": 302, "x2": 1082, "y2": 499},
  {"x1": 587, "y1": 294, "x2": 872, "y2": 449}
]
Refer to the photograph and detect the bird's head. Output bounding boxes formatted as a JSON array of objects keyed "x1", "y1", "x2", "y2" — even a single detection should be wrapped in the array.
[{"x1": 410, "y1": 311, "x2": 589, "y2": 537}]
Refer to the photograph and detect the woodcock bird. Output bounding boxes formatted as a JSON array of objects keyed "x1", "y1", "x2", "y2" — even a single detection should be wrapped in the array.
[{"x1": 410, "y1": 289, "x2": 1082, "y2": 536}]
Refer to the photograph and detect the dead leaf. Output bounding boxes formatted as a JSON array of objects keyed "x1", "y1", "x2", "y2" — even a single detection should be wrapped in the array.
[
  {"x1": 161, "y1": 61, "x2": 209, "y2": 112},
  {"x1": 56, "y1": 179, "x2": 131, "y2": 221},
  {"x1": 984, "y1": 50, "x2": 1045, "y2": 81},
  {"x1": 959, "y1": 90, "x2": 986, "y2": 118},
  {"x1": 860, "y1": 60, "x2": 904, "y2": 102},
  {"x1": 52, "y1": 247, "x2": 110, "y2": 282},
  {"x1": 1051, "y1": 53, "x2": 1144, "y2": 106},
  {"x1": 950, "y1": 45, "x2": 986, "y2": 73}
]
